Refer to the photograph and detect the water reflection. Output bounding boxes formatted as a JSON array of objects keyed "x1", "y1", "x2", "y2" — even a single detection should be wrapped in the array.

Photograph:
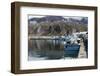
[{"x1": 28, "y1": 39, "x2": 79, "y2": 61}]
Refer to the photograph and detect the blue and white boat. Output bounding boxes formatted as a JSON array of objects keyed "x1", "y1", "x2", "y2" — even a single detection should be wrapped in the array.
[
  {"x1": 64, "y1": 44, "x2": 80, "y2": 58},
  {"x1": 63, "y1": 34, "x2": 80, "y2": 58}
]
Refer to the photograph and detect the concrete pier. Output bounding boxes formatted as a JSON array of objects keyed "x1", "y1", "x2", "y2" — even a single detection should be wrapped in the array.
[{"x1": 78, "y1": 39, "x2": 87, "y2": 58}]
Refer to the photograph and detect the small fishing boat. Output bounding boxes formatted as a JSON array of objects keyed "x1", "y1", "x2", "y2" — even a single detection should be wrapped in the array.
[
  {"x1": 63, "y1": 34, "x2": 80, "y2": 58},
  {"x1": 64, "y1": 44, "x2": 80, "y2": 58}
]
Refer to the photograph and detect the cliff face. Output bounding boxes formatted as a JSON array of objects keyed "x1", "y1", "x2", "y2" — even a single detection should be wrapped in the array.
[{"x1": 28, "y1": 16, "x2": 88, "y2": 36}]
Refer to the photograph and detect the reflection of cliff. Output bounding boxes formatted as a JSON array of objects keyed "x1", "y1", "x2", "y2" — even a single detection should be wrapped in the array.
[
  {"x1": 28, "y1": 40, "x2": 64, "y2": 51},
  {"x1": 28, "y1": 16, "x2": 88, "y2": 36},
  {"x1": 28, "y1": 39, "x2": 64, "y2": 59}
]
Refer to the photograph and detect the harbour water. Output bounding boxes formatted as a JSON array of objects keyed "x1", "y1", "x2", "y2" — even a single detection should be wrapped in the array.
[{"x1": 28, "y1": 39, "x2": 86, "y2": 61}]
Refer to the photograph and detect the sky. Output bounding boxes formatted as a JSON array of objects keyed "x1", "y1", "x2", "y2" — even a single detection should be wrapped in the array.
[
  {"x1": 28, "y1": 15, "x2": 87, "y2": 20},
  {"x1": 28, "y1": 15, "x2": 45, "y2": 19}
]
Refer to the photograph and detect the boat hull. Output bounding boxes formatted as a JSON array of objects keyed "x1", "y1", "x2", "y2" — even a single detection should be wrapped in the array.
[{"x1": 64, "y1": 44, "x2": 80, "y2": 58}]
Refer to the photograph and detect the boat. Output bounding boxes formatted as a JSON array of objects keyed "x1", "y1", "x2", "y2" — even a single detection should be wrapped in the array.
[
  {"x1": 63, "y1": 34, "x2": 80, "y2": 58},
  {"x1": 64, "y1": 44, "x2": 80, "y2": 58}
]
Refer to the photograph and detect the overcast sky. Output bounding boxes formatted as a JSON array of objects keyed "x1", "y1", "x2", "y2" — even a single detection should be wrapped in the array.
[
  {"x1": 28, "y1": 15, "x2": 87, "y2": 20},
  {"x1": 28, "y1": 15, "x2": 45, "y2": 19}
]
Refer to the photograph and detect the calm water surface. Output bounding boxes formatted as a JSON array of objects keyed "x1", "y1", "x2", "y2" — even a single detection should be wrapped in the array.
[{"x1": 28, "y1": 39, "x2": 79, "y2": 61}]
